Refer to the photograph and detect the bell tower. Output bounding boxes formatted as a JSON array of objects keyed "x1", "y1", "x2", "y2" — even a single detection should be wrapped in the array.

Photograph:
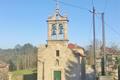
[{"x1": 47, "y1": 0, "x2": 69, "y2": 46}]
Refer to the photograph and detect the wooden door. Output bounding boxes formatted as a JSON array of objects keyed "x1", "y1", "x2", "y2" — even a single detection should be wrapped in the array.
[{"x1": 54, "y1": 71, "x2": 61, "y2": 80}]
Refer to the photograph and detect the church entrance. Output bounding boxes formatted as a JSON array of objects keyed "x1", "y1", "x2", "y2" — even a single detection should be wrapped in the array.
[{"x1": 54, "y1": 71, "x2": 61, "y2": 80}]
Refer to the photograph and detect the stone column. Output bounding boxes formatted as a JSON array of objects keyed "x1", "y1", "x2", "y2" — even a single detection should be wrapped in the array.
[
  {"x1": 8, "y1": 72, "x2": 12, "y2": 80},
  {"x1": 56, "y1": 21, "x2": 59, "y2": 40},
  {"x1": 48, "y1": 23, "x2": 52, "y2": 40},
  {"x1": 64, "y1": 22, "x2": 68, "y2": 40},
  {"x1": 38, "y1": 59, "x2": 45, "y2": 80}
]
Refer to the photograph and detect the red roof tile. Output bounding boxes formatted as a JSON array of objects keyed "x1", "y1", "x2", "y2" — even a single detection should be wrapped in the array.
[
  {"x1": 68, "y1": 43, "x2": 76, "y2": 49},
  {"x1": 68, "y1": 43, "x2": 85, "y2": 57}
]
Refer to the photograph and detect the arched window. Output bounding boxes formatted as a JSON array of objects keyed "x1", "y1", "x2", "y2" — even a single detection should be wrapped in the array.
[
  {"x1": 59, "y1": 24, "x2": 64, "y2": 35},
  {"x1": 55, "y1": 59, "x2": 59, "y2": 66},
  {"x1": 52, "y1": 24, "x2": 57, "y2": 35}
]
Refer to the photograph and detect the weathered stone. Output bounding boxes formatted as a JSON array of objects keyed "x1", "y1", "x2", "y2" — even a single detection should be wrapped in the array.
[
  {"x1": 37, "y1": 5, "x2": 85, "y2": 80},
  {"x1": 99, "y1": 76, "x2": 114, "y2": 80}
]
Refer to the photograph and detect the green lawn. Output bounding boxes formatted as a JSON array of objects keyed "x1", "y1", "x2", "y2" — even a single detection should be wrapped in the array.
[
  {"x1": 12, "y1": 69, "x2": 36, "y2": 75},
  {"x1": 11, "y1": 69, "x2": 37, "y2": 80}
]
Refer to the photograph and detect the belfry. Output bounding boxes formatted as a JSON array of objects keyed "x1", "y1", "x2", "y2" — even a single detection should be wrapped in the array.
[
  {"x1": 47, "y1": 0, "x2": 68, "y2": 46},
  {"x1": 37, "y1": 0, "x2": 85, "y2": 80}
]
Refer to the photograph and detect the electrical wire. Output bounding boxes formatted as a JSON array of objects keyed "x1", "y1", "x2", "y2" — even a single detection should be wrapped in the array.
[
  {"x1": 96, "y1": 14, "x2": 120, "y2": 40},
  {"x1": 88, "y1": 18, "x2": 93, "y2": 42},
  {"x1": 52, "y1": 0, "x2": 120, "y2": 43},
  {"x1": 105, "y1": 22, "x2": 120, "y2": 37},
  {"x1": 105, "y1": 22, "x2": 120, "y2": 46},
  {"x1": 52, "y1": 0, "x2": 90, "y2": 12}
]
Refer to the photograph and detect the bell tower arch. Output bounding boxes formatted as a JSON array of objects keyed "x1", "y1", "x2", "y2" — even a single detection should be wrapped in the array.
[
  {"x1": 47, "y1": 0, "x2": 69, "y2": 46},
  {"x1": 47, "y1": 17, "x2": 68, "y2": 40}
]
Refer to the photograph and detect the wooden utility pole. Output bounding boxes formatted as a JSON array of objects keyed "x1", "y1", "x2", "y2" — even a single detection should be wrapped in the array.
[
  {"x1": 93, "y1": 7, "x2": 96, "y2": 80},
  {"x1": 101, "y1": 13, "x2": 106, "y2": 75}
]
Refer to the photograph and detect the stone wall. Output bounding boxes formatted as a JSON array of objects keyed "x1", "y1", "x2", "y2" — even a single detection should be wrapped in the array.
[
  {"x1": 0, "y1": 63, "x2": 9, "y2": 80},
  {"x1": 99, "y1": 76, "x2": 114, "y2": 80}
]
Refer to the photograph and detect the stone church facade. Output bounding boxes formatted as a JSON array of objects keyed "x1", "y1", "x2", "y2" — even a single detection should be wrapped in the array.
[{"x1": 37, "y1": 3, "x2": 85, "y2": 80}]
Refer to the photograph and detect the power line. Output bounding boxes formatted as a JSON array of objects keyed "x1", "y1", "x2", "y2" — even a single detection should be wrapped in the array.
[
  {"x1": 88, "y1": 19, "x2": 93, "y2": 41},
  {"x1": 96, "y1": 13, "x2": 120, "y2": 39},
  {"x1": 105, "y1": 22, "x2": 120, "y2": 46},
  {"x1": 52, "y1": 0, "x2": 90, "y2": 12},
  {"x1": 53, "y1": 0, "x2": 103, "y2": 15},
  {"x1": 105, "y1": 22, "x2": 120, "y2": 37},
  {"x1": 52, "y1": 0, "x2": 120, "y2": 40}
]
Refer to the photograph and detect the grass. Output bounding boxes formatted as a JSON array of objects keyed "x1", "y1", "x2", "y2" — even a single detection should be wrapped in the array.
[
  {"x1": 12, "y1": 69, "x2": 36, "y2": 75},
  {"x1": 11, "y1": 69, "x2": 37, "y2": 80}
]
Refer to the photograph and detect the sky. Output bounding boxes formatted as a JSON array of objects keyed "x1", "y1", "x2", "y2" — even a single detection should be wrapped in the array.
[{"x1": 0, "y1": 0, "x2": 120, "y2": 49}]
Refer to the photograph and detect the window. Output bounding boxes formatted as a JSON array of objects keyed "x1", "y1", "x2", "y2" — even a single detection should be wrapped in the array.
[{"x1": 56, "y1": 50, "x2": 60, "y2": 57}]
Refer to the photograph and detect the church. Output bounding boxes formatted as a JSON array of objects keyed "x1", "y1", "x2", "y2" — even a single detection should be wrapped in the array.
[{"x1": 37, "y1": 1, "x2": 85, "y2": 80}]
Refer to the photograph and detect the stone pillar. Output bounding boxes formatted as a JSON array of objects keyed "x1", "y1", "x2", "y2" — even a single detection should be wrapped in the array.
[
  {"x1": 48, "y1": 23, "x2": 52, "y2": 40},
  {"x1": 8, "y1": 72, "x2": 12, "y2": 80},
  {"x1": 38, "y1": 59, "x2": 45, "y2": 80},
  {"x1": 64, "y1": 22, "x2": 68, "y2": 40},
  {"x1": 56, "y1": 21, "x2": 59, "y2": 40}
]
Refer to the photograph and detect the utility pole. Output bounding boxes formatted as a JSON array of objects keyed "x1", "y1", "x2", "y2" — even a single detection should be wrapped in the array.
[
  {"x1": 93, "y1": 7, "x2": 96, "y2": 80},
  {"x1": 101, "y1": 13, "x2": 106, "y2": 75}
]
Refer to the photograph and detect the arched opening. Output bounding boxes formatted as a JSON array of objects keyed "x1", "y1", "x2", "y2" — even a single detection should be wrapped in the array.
[
  {"x1": 55, "y1": 59, "x2": 59, "y2": 66},
  {"x1": 51, "y1": 24, "x2": 57, "y2": 39},
  {"x1": 59, "y1": 24, "x2": 64, "y2": 39}
]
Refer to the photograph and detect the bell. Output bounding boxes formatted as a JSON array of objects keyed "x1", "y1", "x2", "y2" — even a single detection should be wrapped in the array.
[
  {"x1": 59, "y1": 30, "x2": 63, "y2": 34},
  {"x1": 59, "y1": 26, "x2": 64, "y2": 34},
  {"x1": 52, "y1": 31, "x2": 56, "y2": 35}
]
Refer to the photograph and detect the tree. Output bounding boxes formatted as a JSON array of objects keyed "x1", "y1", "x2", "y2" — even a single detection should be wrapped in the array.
[{"x1": 0, "y1": 43, "x2": 38, "y2": 71}]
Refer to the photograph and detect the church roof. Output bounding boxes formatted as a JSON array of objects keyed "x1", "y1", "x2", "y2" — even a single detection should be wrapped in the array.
[
  {"x1": 68, "y1": 43, "x2": 84, "y2": 49},
  {"x1": 104, "y1": 47, "x2": 120, "y2": 55},
  {"x1": 68, "y1": 43, "x2": 76, "y2": 49},
  {"x1": 68, "y1": 43, "x2": 85, "y2": 57}
]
